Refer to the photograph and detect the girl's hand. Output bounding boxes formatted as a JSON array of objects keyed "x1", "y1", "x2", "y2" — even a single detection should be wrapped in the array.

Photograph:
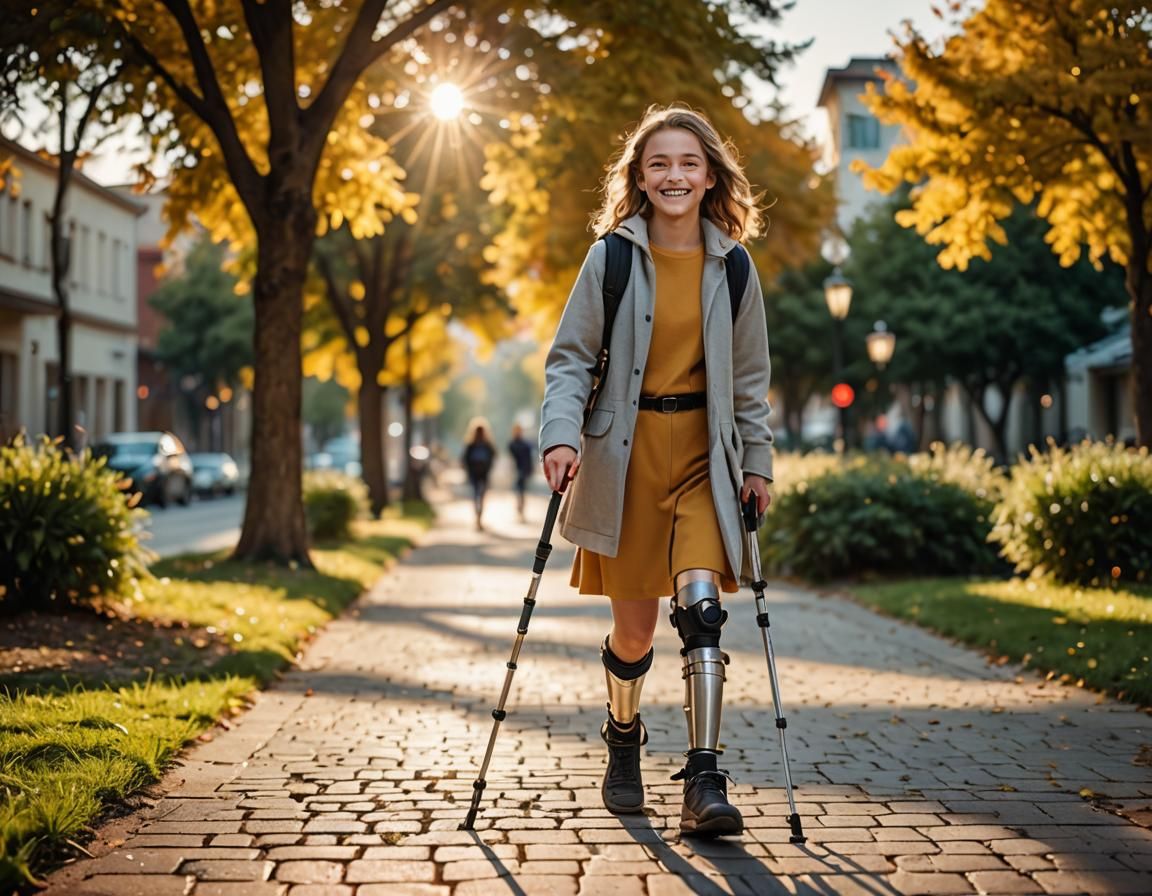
[
  {"x1": 740, "y1": 474, "x2": 772, "y2": 515},
  {"x1": 542, "y1": 445, "x2": 580, "y2": 492}
]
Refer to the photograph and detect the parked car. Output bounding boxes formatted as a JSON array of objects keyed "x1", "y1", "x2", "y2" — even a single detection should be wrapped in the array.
[
  {"x1": 93, "y1": 431, "x2": 193, "y2": 508},
  {"x1": 189, "y1": 452, "x2": 241, "y2": 497},
  {"x1": 308, "y1": 435, "x2": 362, "y2": 477}
]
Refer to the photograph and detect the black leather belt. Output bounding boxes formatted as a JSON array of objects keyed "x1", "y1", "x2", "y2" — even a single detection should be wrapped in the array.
[{"x1": 637, "y1": 391, "x2": 707, "y2": 412}]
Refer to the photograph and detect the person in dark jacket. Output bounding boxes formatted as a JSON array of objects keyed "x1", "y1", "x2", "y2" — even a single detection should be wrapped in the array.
[
  {"x1": 461, "y1": 418, "x2": 496, "y2": 530},
  {"x1": 508, "y1": 423, "x2": 535, "y2": 522}
]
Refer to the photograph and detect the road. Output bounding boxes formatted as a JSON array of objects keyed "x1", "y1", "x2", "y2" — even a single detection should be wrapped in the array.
[{"x1": 139, "y1": 492, "x2": 244, "y2": 558}]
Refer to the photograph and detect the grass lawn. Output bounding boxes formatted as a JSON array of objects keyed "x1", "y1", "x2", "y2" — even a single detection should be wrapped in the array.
[
  {"x1": 0, "y1": 511, "x2": 429, "y2": 889},
  {"x1": 848, "y1": 577, "x2": 1152, "y2": 706}
]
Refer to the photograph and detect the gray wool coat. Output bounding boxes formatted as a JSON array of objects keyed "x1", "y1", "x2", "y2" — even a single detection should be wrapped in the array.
[{"x1": 539, "y1": 214, "x2": 775, "y2": 582}]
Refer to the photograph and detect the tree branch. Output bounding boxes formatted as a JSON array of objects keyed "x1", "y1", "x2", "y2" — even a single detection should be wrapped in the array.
[
  {"x1": 240, "y1": 0, "x2": 300, "y2": 153},
  {"x1": 315, "y1": 247, "x2": 359, "y2": 349},
  {"x1": 304, "y1": 0, "x2": 454, "y2": 149},
  {"x1": 151, "y1": 0, "x2": 264, "y2": 203}
]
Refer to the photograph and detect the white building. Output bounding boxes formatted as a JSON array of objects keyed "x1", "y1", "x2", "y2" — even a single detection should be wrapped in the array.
[
  {"x1": 817, "y1": 57, "x2": 903, "y2": 235},
  {"x1": 0, "y1": 136, "x2": 143, "y2": 445}
]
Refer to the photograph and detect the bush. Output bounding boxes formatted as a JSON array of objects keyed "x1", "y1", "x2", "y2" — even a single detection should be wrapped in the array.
[
  {"x1": 761, "y1": 454, "x2": 1004, "y2": 582},
  {"x1": 0, "y1": 435, "x2": 150, "y2": 613},
  {"x1": 303, "y1": 470, "x2": 367, "y2": 540},
  {"x1": 990, "y1": 439, "x2": 1152, "y2": 587},
  {"x1": 905, "y1": 441, "x2": 1007, "y2": 503}
]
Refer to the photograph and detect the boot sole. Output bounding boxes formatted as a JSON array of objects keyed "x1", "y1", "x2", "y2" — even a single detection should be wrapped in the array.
[
  {"x1": 603, "y1": 791, "x2": 645, "y2": 814},
  {"x1": 680, "y1": 813, "x2": 744, "y2": 837}
]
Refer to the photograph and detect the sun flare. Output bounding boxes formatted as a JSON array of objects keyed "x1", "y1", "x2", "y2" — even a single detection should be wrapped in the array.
[{"x1": 429, "y1": 82, "x2": 465, "y2": 121}]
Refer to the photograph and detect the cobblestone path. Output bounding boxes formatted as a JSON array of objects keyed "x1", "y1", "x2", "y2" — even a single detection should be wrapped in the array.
[{"x1": 46, "y1": 487, "x2": 1152, "y2": 895}]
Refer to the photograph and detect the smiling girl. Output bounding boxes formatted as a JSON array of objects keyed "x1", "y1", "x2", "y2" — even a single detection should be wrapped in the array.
[{"x1": 539, "y1": 105, "x2": 774, "y2": 837}]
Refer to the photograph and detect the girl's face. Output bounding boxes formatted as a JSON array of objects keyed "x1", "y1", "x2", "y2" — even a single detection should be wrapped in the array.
[{"x1": 636, "y1": 127, "x2": 716, "y2": 225}]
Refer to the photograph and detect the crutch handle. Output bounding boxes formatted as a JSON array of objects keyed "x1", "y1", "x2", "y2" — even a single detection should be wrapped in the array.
[{"x1": 742, "y1": 494, "x2": 761, "y2": 532}]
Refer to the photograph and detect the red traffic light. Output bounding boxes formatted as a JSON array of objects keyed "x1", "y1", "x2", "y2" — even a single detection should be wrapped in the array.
[{"x1": 831, "y1": 383, "x2": 855, "y2": 409}]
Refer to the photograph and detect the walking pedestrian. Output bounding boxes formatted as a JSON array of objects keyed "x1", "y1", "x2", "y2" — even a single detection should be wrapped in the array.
[
  {"x1": 461, "y1": 418, "x2": 496, "y2": 531},
  {"x1": 508, "y1": 423, "x2": 536, "y2": 522},
  {"x1": 540, "y1": 104, "x2": 774, "y2": 837}
]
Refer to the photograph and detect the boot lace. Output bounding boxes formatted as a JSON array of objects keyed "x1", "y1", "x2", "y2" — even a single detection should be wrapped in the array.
[{"x1": 605, "y1": 742, "x2": 642, "y2": 790}]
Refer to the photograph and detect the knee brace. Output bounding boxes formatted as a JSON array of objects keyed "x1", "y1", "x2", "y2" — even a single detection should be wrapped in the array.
[
  {"x1": 601, "y1": 636, "x2": 653, "y2": 727},
  {"x1": 669, "y1": 580, "x2": 729, "y2": 752}
]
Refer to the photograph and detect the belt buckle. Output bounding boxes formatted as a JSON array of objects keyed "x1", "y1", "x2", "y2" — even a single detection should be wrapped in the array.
[{"x1": 660, "y1": 396, "x2": 678, "y2": 413}]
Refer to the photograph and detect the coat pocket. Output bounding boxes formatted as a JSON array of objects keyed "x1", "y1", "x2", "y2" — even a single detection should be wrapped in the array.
[{"x1": 584, "y1": 407, "x2": 614, "y2": 438}]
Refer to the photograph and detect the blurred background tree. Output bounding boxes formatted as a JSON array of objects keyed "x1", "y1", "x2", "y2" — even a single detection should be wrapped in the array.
[
  {"x1": 845, "y1": 195, "x2": 1126, "y2": 459},
  {"x1": 150, "y1": 237, "x2": 253, "y2": 444},
  {"x1": 857, "y1": 0, "x2": 1152, "y2": 446}
]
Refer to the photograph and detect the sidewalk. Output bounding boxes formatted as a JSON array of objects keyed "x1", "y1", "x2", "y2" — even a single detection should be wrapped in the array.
[{"x1": 46, "y1": 486, "x2": 1152, "y2": 895}]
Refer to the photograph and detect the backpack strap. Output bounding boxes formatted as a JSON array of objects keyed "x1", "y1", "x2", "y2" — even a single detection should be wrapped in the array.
[
  {"x1": 724, "y1": 243, "x2": 750, "y2": 321},
  {"x1": 599, "y1": 232, "x2": 633, "y2": 352},
  {"x1": 582, "y1": 233, "x2": 633, "y2": 427}
]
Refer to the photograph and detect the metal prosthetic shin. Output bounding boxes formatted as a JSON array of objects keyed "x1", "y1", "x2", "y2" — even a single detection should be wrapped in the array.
[
  {"x1": 601, "y1": 636, "x2": 653, "y2": 728},
  {"x1": 669, "y1": 580, "x2": 729, "y2": 752}
]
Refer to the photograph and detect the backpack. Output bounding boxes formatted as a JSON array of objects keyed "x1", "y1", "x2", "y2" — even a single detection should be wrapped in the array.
[
  {"x1": 582, "y1": 232, "x2": 751, "y2": 426},
  {"x1": 465, "y1": 442, "x2": 494, "y2": 479}
]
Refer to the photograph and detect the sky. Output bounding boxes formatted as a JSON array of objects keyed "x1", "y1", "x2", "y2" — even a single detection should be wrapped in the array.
[
  {"x1": 766, "y1": 0, "x2": 949, "y2": 141},
  {"x1": 80, "y1": 0, "x2": 951, "y2": 185}
]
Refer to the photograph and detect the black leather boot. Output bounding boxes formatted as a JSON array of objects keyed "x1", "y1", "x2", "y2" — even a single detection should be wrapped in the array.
[
  {"x1": 600, "y1": 715, "x2": 648, "y2": 814},
  {"x1": 672, "y1": 750, "x2": 743, "y2": 836}
]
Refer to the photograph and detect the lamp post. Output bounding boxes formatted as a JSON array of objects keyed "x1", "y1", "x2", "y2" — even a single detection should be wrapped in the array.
[
  {"x1": 866, "y1": 320, "x2": 896, "y2": 370},
  {"x1": 866, "y1": 320, "x2": 898, "y2": 449},
  {"x1": 823, "y1": 266, "x2": 853, "y2": 451}
]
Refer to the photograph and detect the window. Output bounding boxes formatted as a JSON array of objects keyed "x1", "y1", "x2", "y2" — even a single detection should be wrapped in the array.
[
  {"x1": 21, "y1": 200, "x2": 32, "y2": 266},
  {"x1": 113, "y1": 379, "x2": 125, "y2": 431},
  {"x1": 79, "y1": 225, "x2": 91, "y2": 284},
  {"x1": 97, "y1": 231, "x2": 107, "y2": 293},
  {"x1": 846, "y1": 114, "x2": 881, "y2": 150},
  {"x1": 67, "y1": 220, "x2": 77, "y2": 285},
  {"x1": 111, "y1": 237, "x2": 121, "y2": 297},
  {"x1": 3, "y1": 192, "x2": 17, "y2": 258},
  {"x1": 42, "y1": 213, "x2": 52, "y2": 270},
  {"x1": 0, "y1": 351, "x2": 17, "y2": 442}
]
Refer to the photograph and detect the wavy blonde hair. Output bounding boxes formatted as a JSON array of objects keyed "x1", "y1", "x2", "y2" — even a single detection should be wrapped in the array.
[{"x1": 591, "y1": 104, "x2": 764, "y2": 241}]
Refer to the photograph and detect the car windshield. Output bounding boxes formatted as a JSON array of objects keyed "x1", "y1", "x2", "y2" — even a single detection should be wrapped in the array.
[
  {"x1": 191, "y1": 455, "x2": 222, "y2": 468},
  {"x1": 96, "y1": 441, "x2": 156, "y2": 462}
]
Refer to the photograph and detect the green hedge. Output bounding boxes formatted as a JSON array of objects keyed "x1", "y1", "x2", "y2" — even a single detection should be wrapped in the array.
[
  {"x1": 762, "y1": 446, "x2": 1006, "y2": 581},
  {"x1": 303, "y1": 470, "x2": 367, "y2": 540},
  {"x1": 0, "y1": 435, "x2": 150, "y2": 613},
  {"x1": 990, "y1": 440, "x2": 1152, "y2": 587}
]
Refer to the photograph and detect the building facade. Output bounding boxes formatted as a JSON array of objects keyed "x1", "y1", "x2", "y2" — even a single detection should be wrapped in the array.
[
  {"x1": 0, "y1": 137, "x2": 142, "y2": 446},
  {"x1": 817, "y1": 57, "x2": 903, "y2": 236}
]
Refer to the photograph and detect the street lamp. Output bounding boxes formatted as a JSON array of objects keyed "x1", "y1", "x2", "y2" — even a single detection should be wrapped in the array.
[
  {"x1": 823, "y1": 268, "x2": 853, "y2": 322},
  {"x1": 823, "y1": 266, "x2": 853, "y2": 450},
  {"x1": 866, "y1": 320, "x2": 896, "y2": 369}
]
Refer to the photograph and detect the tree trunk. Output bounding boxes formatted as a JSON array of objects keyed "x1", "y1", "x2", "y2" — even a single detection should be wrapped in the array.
[
  {"x1": 50, "y1": 166, "x2": 74, "y2": 449},
  {"x1": 401, "y1": 324, "x2": 425, "y2": 503},
  {"x1": 966, "y1": 381, "x2": 1010, "y2": 463},
  {"x1": 1128, "y1": 257, "x2": 1151, "y2": 448},
  {"x1": 232, "y1": 199, "x2": 315, "y2": 565},
  {"x1": 359, "y1": 376, "x2": 390, "y2": 516}
]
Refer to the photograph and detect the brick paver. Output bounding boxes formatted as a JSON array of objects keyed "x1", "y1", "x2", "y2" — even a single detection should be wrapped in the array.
[{"x1": 45, "y1": 483, "x2": 1152, "y2": 895}]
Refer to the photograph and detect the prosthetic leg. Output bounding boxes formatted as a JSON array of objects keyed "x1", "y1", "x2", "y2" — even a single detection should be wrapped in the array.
[
  {"x1": 599, "y1": 637, "x2": 653, "y2": 813},
  {"x1": 669, "y1": 577, "x2": 743, "y2": 836}
]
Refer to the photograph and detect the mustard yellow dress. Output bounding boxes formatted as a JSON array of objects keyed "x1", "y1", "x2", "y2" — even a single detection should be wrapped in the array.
[{"x1": 571, "y1": 243, "x2": 738, "y2": 600}]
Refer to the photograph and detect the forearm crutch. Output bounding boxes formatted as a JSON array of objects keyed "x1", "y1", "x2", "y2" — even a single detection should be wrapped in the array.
[
  {"x1": 743, "y1": 495, "x2": 806, "y2": 844},
  {"x1": 461, "y1": 488, "x2": 565, "y2": 831}
]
